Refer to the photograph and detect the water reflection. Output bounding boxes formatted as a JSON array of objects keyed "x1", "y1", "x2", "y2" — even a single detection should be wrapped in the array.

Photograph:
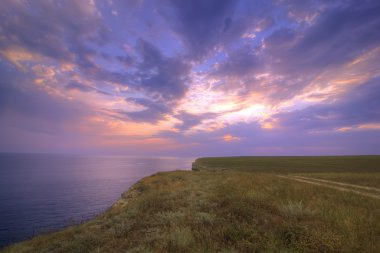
[{"x1": 0, "y1": 154, "x2": 193, "y2": 248}]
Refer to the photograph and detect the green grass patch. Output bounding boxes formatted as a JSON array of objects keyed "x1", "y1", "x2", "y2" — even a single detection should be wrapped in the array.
[
  {"x1": 2, "y1": 156, "x2": 380, "y2": 252},
  {"x1": 192, "y1": 155, "x2": 380, "y2": 173}
]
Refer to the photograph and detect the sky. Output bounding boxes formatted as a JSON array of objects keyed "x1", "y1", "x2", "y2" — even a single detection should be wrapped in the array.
[{"x1": 0, "y1": 0, "x2": 380, "y2": 156}]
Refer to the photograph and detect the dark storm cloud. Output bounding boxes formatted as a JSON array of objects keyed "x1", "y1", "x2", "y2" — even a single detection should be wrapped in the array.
[{"x1": 274, "y1": 77, "x2": 380, "y2": 131}]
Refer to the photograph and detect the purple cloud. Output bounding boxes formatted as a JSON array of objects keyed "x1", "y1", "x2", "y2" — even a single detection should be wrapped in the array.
[{"x1": 0, "y1": 0, "x2": 379, "y2": 155}]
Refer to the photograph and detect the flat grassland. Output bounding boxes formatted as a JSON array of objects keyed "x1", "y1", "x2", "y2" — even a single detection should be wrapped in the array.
[
  {"x1": 192, "y1": 155, "x2": 380, "y2": 173},
  {"x1": 2, "y1": 156, "x2": 380, "y2": 253}
]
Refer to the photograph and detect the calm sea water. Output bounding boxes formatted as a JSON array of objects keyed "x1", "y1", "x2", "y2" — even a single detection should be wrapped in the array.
[{"x1": 0, "y1": 154, "x2": 193, "y2": 248}]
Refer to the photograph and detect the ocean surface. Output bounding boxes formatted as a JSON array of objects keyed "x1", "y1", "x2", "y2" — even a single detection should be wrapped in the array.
[{"x1": 0, "y1": 154, "x2": 193, "y2": 248}]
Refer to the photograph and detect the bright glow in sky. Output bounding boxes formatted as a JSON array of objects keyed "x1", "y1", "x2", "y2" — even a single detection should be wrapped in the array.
[{"x1": 1, "y1": 0, "x2": 380, "y2": 156}]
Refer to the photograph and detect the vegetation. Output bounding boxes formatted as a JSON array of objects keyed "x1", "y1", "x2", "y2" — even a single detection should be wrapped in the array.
[
  {"x1": 2, "y1": 156, "x2": 380, "y2": 253},
  {"x1": 297, "y1": 172, "x2": 380, "y2": 188},
  {"x1": 192, "y1": 155, "x2": 380, "y2": 173}
]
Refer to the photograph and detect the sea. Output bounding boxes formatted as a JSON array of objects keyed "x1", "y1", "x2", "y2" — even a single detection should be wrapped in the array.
[{"x1": 0, "y1": 153, "x2": 194, "y2": 248}]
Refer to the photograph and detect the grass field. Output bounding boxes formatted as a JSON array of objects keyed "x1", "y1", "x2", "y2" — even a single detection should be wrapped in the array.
[
  {"x1": 2, "y1": 156, "x2": 380, "y2": 253},
  {"x1": 192, "y1": 156, "x2": 380, "y2": 173}
]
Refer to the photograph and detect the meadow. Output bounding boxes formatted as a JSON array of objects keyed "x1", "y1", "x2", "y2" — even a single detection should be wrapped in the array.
[{"x1": 2, "y1": 156, "x2": 380, "y2": 253}]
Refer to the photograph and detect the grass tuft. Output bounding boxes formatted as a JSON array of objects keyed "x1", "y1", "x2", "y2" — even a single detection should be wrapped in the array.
[
  {"x1": 168, "y1": 227, "x2": 194, "y2": 252},
  {"x1": 281, "y1": 200, "x2": 317, "y2": 219}
]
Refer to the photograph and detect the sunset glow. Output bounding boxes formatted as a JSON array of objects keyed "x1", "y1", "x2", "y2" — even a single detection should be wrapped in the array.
[{"x1": 1, "y1": 0, "x2": 379, "y2": 156}]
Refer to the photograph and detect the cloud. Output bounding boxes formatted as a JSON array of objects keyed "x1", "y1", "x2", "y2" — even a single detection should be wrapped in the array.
[
  {"x1": 166, "y1": 0, "x2": 237, "y2": 59},
  {"x1": 276, "y1": 0, "x2": 325, "y2": 23},
  {"x1": 0, "y1": 0, "x2": 108, "y2": 64},
  {"x1": 165, "y1": 0, "x2": 273, "y2": 61},
  {"x1": 213, "y1": 45, "x2": 260, "y2": 78},
  {"x1": 132, "y1": 39, "x2": 191, "y2": 100},
  {"x1": 0, "y1": 62, "x2": 88, "y2": 134},
  {"x1": 65, "y1": 81, "x2": 111, "y2": 96},
  {"x1": 0, "y1": 0, "x2": 379, "y2": 155},
  {"x1": 222, "y1": 134, "x2": 241, "y2": 142},
  {"x1": 174, "y1": 111, "x2": 219, "y2": 131},
  {"x1": 121, "y1": 98, "x2": 172, "y2": 123},
  {"x1": 273, "y1": 77, "x2": 380, "y2": 132},
  {"x1": 265, "y1": 0, "x2": 380, "y2": 74}
]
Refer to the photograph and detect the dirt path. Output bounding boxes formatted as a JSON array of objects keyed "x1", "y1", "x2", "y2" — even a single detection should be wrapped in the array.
[
  {"x1": 277, "y1": 175, "x2": 380, "y2": 200},
  {"x1": 292, "y1": 175, "x2": 380, "y2": 193}
]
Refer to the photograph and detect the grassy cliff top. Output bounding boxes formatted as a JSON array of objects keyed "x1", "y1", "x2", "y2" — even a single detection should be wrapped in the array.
[
  {"x1": 2, "y1": 156, "x2": 380, "y2": 253},
  {"x1": 192, "y1": 155, "x2": 380, "y2": 173}
]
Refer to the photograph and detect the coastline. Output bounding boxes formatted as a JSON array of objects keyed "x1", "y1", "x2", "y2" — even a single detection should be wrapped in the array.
[
  {"x1": 2, "y1": 156, "x2": 380, "y2": 252},
  {"x1": 0, "y1": 171, "x2": 165, "y2": 253},
  {"x1": 0, "y1": 155, "x2": 194, "y2": 249}
]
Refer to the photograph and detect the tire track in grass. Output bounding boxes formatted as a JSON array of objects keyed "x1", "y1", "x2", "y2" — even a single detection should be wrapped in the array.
[
  {"x1": 292, "y1": 175, "x2": 380, "y2": 193},
  {"x1": 277, "y1": 175, "x2": 380, "y2": 200}
]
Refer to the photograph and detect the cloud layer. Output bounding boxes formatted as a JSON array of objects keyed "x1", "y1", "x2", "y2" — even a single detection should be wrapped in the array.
[{"x1": 1, "y1": 0, "x2": 379, "y2": 155}]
